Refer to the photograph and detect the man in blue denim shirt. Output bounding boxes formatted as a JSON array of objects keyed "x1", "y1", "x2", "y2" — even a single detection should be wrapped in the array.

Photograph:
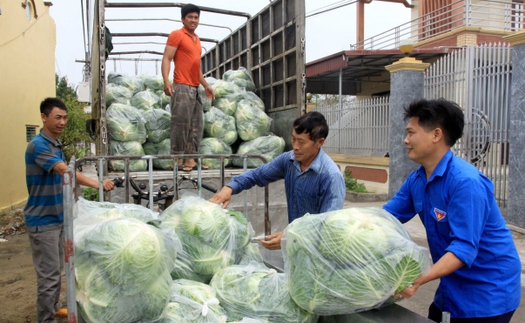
[
  {"x1": 210, "y1": 111, "x2": 346, "y2": 250},
  {"x1": 384, "y1": 99, "x2": 520, "y2": 323}
]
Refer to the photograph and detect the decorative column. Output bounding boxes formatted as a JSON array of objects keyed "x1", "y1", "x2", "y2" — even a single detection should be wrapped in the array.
[
  {"x1": 385, "y1": 56, "x2": 430, "y2": 198},
  {"x1": 504, "y1": 30, "x2": 525, "y2": 228}
]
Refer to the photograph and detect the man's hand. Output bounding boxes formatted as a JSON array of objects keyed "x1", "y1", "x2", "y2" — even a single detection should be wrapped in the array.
[
  {"x1": 204, "y1": 84, "x2": 215, "y2": 100},
  {"x1": 393, "y1": 274, "x2": 422, "y2": 300},
  {"x1": 101, "y1": 179, "x2": 115, "y2": 192},
  {"x1": 164, "y1": 82, "x2": 174, "y2": 97},
  {"x1": 260, "y1": 232, "x2": 283, "y2": 250},
  {"x1": 209, "y1": 186, "x2": 233, "y2": 208}
]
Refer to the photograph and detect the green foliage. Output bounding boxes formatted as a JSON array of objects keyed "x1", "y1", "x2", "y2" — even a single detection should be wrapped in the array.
[
  {"x1": 344, "y1": 169, "x2": 367, "y2": 193},
  {"x1": 83, "y1": 187, "x2": 99, "y2": 201},
  {"x1": 55, "y1": 75, "x2": 91, "y2": 161}
]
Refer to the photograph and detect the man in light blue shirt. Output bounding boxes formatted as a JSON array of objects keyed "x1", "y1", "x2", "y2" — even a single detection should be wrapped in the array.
[
  {"x1": 210, "y1": 111, "x2": 346, "y2": 250},
  {"x1": 384, "y1": 98, "x2": 520, "y2": 322}
]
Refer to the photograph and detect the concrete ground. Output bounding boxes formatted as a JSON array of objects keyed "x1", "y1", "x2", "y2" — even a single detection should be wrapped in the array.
[{"x1": 345, "y1": 199, "x2": 525, "y2": 323}]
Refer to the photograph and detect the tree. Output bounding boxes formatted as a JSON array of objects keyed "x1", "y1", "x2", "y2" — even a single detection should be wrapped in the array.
[{"x1": 56, "y1": 75, "x2": 91, "y2": 161}]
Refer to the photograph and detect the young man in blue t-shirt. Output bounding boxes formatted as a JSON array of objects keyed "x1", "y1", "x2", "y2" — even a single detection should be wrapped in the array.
[
  {"x1": 384, "y1": 98, "x2": 520, "y2": 322},
  {"x1": 24, "y1": 97, "x2": 114, "y2": 322}
]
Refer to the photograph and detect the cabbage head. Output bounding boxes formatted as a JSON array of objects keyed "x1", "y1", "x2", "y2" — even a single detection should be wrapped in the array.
[
  {"x1": 235, "y1": 100, "x2": 271, "y2": 141},
  {"x1": 143, "y1": 138, "x2": 173, "y2": 170},
  {"x1": 160, "y1": 195, "x2": 253, "y2": 278},
  {"x1": 198, "y1": 138, "x2": 232, "y2": 170},
  {"x1": 158, "y1": 279, "x2": 227, "y2": 323},
  {"x1": 131, "y1": 90, "x2": 160, "y2": 111},
  {"x1": 283, "y1": 208, "x2": 431, "y2": 315},
  {"x1": 223, "y1": 67, "x2": 255, "y2": 92},
  {"x1": 142, "y1": 74, "x2": 164, "y2": 92},
  {"x1": 109, "y1": 140, "x2": 147, "y2": 172},
  {"x1": 143, "y1": 108, "x2": 171, "y2": 143},
  {"x1": 106, "y1": 103, "x2": 147, "y2": 143},
  {"x1": 242, "y1": 91, "x2": 265, "y2": 111},
  {"x1": 106, "y1": 85, "x2": 133, "y2": 106},
  {"x1": 210, "y1": 262, "x2": 318, "y2": 323},
  {"x1": 107, "y1": 72, "x2": 144, "y2": 94},
  {"x1": 212, "y1": 96, "x2": 238, "y2": 116},
  {"x1": 198, "y1": 84, "x2": 213, "y2": 112},
  {"x1": 233, "y1": 135, "x2": 285, "y2": 168},
  {"x1": 204, "y1": 107, "x2": 238, "y2": 145},
  {"x1": 212, "y1": 80, "x2": 241, "y2": 99}
]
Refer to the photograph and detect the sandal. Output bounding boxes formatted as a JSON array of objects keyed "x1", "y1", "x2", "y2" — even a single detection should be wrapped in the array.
[{"x1": 184, "y1": 164, "x2": 209, "y2": 171}]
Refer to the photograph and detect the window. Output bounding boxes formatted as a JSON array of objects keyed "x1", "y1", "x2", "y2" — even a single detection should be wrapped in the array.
[{"x1": 26, "y1": 126, "x2": 37, "y2": 142}]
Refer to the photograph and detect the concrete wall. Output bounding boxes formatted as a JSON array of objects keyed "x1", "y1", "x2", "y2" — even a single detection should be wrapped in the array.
[{"x1": 0, "y1": 0, "x2": 56, "y2": 212}]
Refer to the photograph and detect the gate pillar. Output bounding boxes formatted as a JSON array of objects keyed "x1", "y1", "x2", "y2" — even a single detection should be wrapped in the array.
[
  {"x1": 504, "y1": 30, "x2": 525, "y2": 228},
  {"x1": 385, "y1": 56, "x2": 430, "y2": 198}
]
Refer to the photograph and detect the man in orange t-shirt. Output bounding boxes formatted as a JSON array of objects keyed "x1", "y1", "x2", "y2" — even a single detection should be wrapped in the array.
[{"x1": 161, "y1": 3, "x2": 214, "y2": 172}]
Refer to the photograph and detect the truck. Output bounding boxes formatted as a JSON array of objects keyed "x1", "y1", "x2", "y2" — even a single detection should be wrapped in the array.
[{"x1": 74, "y1": 1, "x2": 436, "y2": 322}]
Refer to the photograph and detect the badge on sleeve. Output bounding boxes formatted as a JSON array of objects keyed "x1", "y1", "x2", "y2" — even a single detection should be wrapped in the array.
[{"x1": 434, "y1": 207, "x2": 447, "y2": 221}]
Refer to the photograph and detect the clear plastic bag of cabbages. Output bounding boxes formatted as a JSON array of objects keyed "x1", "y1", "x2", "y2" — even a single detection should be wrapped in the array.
[
  {"x1": 141, "y1": 74, "x2": 164, "y2": 92},
  {"x1": 157, "y1": 279, "x2": 228, "y2": 323},
  {"x1": 204, "y1": 107, "x2": 238, "y2": 145},
  {"x1": 235, "y1": 99, "x2": 272, "y2": 141},
  {"x1": 159, "y1": 194, "x2": 254, "y2": 281},
  {"x1": 198, "y1": 138, "x2": 233, "y2": 170},
  {"x1": 107, "y1": 72, "x2": 144, "y2": 95},
  {"x1": 109, "y1": 140, "x2": 147, "y2": 172},
  {"x1": 210, "y1": 262, "x2": 318, "y2": 323},
  {"x1": 239, "y1": 91, "x2": 265, "y2": 111},
  {"x1": 223, "y1": 67, "x2": 256, "y2": 92},
  {"x1": 73, "y1": 203, "x2": 177, "y2": 323},
  {"x1": 143, "y1": 138, "x2": 173, "y2": 170},
  {"x1": 143, "y1": 108, "x2": 171, "y2": 143},
  {"x1": 212, "y1": 79, "x2": 242, "y2": 100},
  {"x1": 107, "y1": 103, "x2": 147, "y2": 143},
  {"x1": 73, "y1": 197, "x2": 159, "y2": 244},
  {"x1": 106, "y1": 85, "x2": 133, "y2": 106},
  {"x1": 282, "y1": 207, "x2": 431, "y2": 316},
  {"x1": 131, "y1": 90, "x2": 160, "y2": 111},
  {"x1": 233, "y1": 135, "x2": 285, "y2": 168}
]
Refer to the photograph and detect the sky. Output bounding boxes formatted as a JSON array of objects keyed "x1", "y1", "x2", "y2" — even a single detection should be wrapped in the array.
[{"x1": 49, "y1": 0, "x2": 412, "y2": 89}]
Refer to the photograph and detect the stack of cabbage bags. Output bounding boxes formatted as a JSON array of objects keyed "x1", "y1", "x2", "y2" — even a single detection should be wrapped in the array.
[
  {"x1": 283, "y1": 207, "x2": 431, "y2": 315},
  {"x1": 104, "y1": 68, "x2": 286, "y2": 171},
  {"x1": 73, "y1": 198, "x2": 177, "y2": 322}
]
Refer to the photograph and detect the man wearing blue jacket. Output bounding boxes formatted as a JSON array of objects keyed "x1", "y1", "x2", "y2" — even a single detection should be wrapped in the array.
[
  {"x1": 384, "y1": 98, "x2": 521, "y2": 322},
  {"x1": 210, "y1": 111, "x2": 346, "y2": 250}
]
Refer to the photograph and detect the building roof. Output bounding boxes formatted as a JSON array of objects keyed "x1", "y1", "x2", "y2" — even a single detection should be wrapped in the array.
[{"x1": 305, "y1": 47, "x2": 452, "y2": 95}]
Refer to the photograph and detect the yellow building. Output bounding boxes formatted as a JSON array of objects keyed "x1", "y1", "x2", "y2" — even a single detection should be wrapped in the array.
[{"x1": 0, "y1": 0, "x2": 56, "y2": 212}]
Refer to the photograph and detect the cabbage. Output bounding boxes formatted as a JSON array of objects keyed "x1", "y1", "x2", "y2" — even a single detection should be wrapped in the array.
[
  {"x1": 283, "y1": 207, "x2": 431, "y2": 315},
  {"x1": 73, "y1": 202, "x2": 177, "y2": 323},
  {"x1": 204, "y1": 107, "x2": 238, "y2": 145},
  {"x1": 143, "y1": 139, "x2": 173, "y2": 170},
  {"x1": 106, "y1": 85, "x2": 133, "y2": 106},
  {"x1": 233, "y1": 135, "x2": 285, "y2": 168},
  {"x1": 242, "y1": 91, "x2": 265, "y2": 111},
  {"x1": 223, "y1": 67, "x2": 255, "y2": 92},
  {"x1": 109, "y1": 140, "x2": 147, "y2": 172},
  {"x1": 236, "y1": 243, "x2": 264, "y2": 266},
  {"x1": 210, "y1": 262, "x2": 317, "y2": 323},
  {"x1": 142, "y1": 74, "x2": 164, "y2": 92},
  {"x1": 212, "y1": 80, "x2": 241, "y2": 99},
  {"x1": 212, "y1": 96, "x2": 239, "y2": 116},
  {"x1": 160, "y1": 195, "x2": 253, "y2": 279},
  {"x1": 107, "y1": 72, "x2": 144, "y2": 94},
  {"x1": 106, "y1": 103, "x2": 147, "y2": 143},
  {"x1": 235, "y1": 99, "x2": 271, "y2": 141},
  {"x1": 157, "y1": 279, "x2": 227, "y2": 323},
  {"x1": 131, "y1": 90, "x2": 159, "y2": 111},
  {"x1": 143, "y1": 108, "x2": 171, "y2": 143},
  {"x1": 198, "y1": 138, "x2": 232, "y2": 170},
  {"x1": 156, "y1": 90, "x2": 171, "y2": 109}
]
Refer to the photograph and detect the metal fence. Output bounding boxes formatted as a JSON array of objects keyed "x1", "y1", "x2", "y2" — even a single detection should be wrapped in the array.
[
  {"x1": 351, "y1": 0, "x2": 524, "y2": 50},
  {"x1": 315, "y1": 96, "x2": 390, "y2": 156},
  {"x1": 424, "y1": 43, "x2": 512, "y2": 208}
]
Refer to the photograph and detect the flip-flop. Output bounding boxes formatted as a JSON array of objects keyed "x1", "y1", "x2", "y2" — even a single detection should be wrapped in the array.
[
  {"x1": 185, "y1": 164, "x2": 209, "y2": 171},
  {"x1": 177, "y1": 164, "x2": 187, "y2": 171}
]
